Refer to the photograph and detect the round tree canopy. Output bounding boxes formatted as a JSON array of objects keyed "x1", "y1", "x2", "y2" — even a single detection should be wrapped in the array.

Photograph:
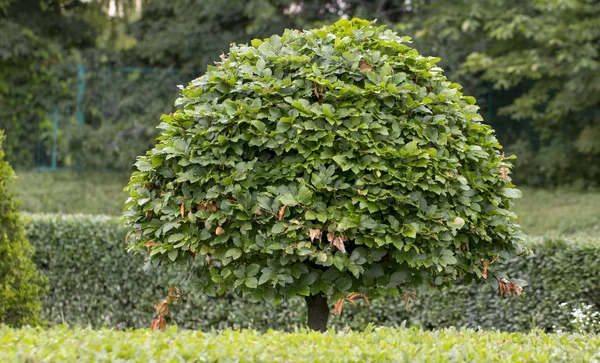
[{"x1": 124, "y1": 18, "x2": 527, "y2": 304}]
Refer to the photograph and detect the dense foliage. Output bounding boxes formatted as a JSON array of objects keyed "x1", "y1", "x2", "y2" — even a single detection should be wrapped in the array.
[
  {"x1": 124, "y1": 19, "x2": 526, "y2": 329},
  {"x1": 0, "y1": 0, "x2": 67, "y2": 167},
  {"x1": 0, "y1": 131, "x2": 46, "y2": 326},
  {"x1": 23, "y1": 213, "x2": 600, "y2": 332},
  {"x1": 416, "y1": 0, "x2": 600, "y2": 186},
  {"x1": 2, "y1": 0, "x2": 598, "y2": 187},
  {"x1": 26, "y1": 213, "x2": 306, "y2": 329},
  {"x1": 2, "y1": 326, "x2": 600, "y2": 362}
]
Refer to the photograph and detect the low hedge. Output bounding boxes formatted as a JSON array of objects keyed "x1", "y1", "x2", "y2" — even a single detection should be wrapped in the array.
[
  {"x1": 26, "y1": 213, "x2": 600, "y2": 332},
  {"x1": 2, "y1": 326, "x2": 600, "y2": 362}
]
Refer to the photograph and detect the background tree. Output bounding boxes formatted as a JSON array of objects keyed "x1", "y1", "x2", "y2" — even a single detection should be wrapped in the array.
[
  {"x1": 415, "y1": 0, "x2": 600, "y2": 185},
  {"x1": 124, "y1": 19, "x2": 527, "y2": 331},
  {"x1": 0, "y1": 130, "x2": 47, "y2": 326}
]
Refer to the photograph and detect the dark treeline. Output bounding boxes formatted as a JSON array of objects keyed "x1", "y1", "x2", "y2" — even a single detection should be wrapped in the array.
[{"x1": 1, "y1": 0, "x2": 598, "y2": 186}]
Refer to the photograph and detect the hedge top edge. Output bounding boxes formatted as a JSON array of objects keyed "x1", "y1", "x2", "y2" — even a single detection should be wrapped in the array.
[{"x1": 123, "y1": 18, "x2": 528, "y2": 327}]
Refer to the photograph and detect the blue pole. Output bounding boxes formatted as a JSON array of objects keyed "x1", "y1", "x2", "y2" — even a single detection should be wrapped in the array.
[
  {"x1": 75, "y1": 64, "x2": 86, "y2": 172},
  {"x1": 52, "y1": 106, "x2": 59, "y2": 170}
]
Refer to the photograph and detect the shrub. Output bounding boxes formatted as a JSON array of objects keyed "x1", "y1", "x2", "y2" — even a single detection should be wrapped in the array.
[
  {"x1": 26, "y1": 214, "x2": 303, "y2": 330},
  {"x1": 25, "y1": 214, "x2": 600, "y2": 332},
  {"x1": 0, "y1": 130, "x2": 47, "y2": 326},
  {"x1": 2, "y1": 326, "x2": 600, "y2": 362},
  {"x1": 124, "y1": 18, "x2": 527, "y2": 331}
]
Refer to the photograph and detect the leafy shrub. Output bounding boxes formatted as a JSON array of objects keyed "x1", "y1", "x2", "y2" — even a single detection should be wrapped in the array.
[
  {"x1": 26, "y1": 214, "x2": 304, "y2": 330},
  {"x1": 0, "y1": 130, "x2": 47, "y2": 326},
  {"x1": 124, "y1": 18, "x2": 526, "y2": 330},
  {"x1": 26, "y1": 214, "x2": 600, "y2": 332},
  {"x1": 2, "y1": 326, "x2": 600, "y2": 362}
]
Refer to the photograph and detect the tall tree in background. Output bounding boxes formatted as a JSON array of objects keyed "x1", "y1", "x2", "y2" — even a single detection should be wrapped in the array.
[
  {"x1": 0, "y1": 0, "x2": 116, "y2": 168},
  {"x1": 131, "y1": 0, "x2": 421, "y2": 71},
  {"x1": 0, "y1": 0, "x2": 67, "y2": 167},
  {"x1": 417, "y1": 0, "x2": 600, "y2": 185}
]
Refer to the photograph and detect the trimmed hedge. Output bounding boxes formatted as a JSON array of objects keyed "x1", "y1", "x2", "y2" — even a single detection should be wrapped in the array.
[
  {"x1": 2, "y1": 326, "x2": 600, "y2": 362},
  {"x1": 26, "y1": 214, "x2": 600, "y2": 331},
  {"x1": 25, "y1": 214, "x2": 304, "y2": 330}
]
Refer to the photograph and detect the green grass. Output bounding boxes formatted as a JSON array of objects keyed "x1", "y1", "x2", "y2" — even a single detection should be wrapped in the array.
[
  {"x1": 514, "y1": 187, "x2": 600, "y2": 237},
  {"x1": 1, "y1": 326, "x2": 599, "y2": 362},
  {"x1": 12, "y1": 171, "x2": 600, "y2": 237},
  {"x1": 13, "y1": 171, "x2": 129, "y2": 216}
]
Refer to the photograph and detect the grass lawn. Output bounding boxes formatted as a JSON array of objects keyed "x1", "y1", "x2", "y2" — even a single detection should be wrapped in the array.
[
  {"x1": 12, "y1": 171, "x2": 600, "y2": 237},
  {"x1": 13, "y1": 171, "x2": 129, "y2": 216},
  {"x1": 2, "y1": 326, "x2": 599, "y2": 362}
]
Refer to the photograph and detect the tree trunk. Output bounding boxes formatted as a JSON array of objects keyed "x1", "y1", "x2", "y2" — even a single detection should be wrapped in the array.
[{"x1": 305, "y1": 293, "x2": 329, "y2": 332}]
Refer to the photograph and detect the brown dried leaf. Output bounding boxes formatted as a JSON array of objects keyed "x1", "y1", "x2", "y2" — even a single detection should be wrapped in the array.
[
  {"x1": 327, "y1": 232, "x2": 336, "y2": 243},
  {"x1": 401, "y1": 291, "x2": 417, "y2": 311},
  {"x1": 313, "y1": 86, "x2": 319, "y2": 99},
  {"x1": 309, "y1": 229, "x2": 322, "y2": 242},
  {"x1": 333, "y1": 236, "x2": 346, "y2": 253},
  {"x1": 154, "y1": 299, "x2": 169, "y2": 316},
  {"x1": 334, "y1": 293, "x2": 370, "y2": 317},
  {"x1": 166, "y1": 286, "x2": 182, "y2": 304},
  {"x1": 145, "y1": 241, "x2": 157, "y2": 248},
  {"x1": 278, "y1": 206, "x2": 286, "y2": 221},
  {"x1": 501, "y1": 167, "x2": 507, "y2": 180},
  {"x1": 207, "y1": 201, "x2": 217, "y2": 212},
  {"x1": 481, "y1": 259, "x2": 490, "y2": 279},
  {"x1": 333, "y1": 298, "x2": 344, "y2": 316},
  {"x1": 498, "y1": 278, "x2": 523, "y2": 297},
  {"x1": 198, "y1": 201, "x2": 218, "y2": 213},
  {"x1": 180, "y1": 202, "x2": 185, "y2": 218},
  {"x1": 150, "y1": 315, "x2": 167, "y2": 331},
  {"x1": 256, "y1": 209, "x2": 263, "y2": 216},
  {"x1": 359, "y1": 61, "x2": 372, "y2": 72},
  {"x1": 346, "y1": 292, "x2": 370, "y2": 305},
  {"x1": 215, "y1": 226, "x2": 225, "y2": 236}
]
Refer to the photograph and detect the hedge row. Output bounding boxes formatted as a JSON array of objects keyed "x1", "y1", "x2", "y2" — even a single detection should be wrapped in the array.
[
  {"x1": 26, "y1": 214, "x2": 600, "y2": 332},
  {"x1": 3, "y1": 327, "x2": 600, "y2": 362}
]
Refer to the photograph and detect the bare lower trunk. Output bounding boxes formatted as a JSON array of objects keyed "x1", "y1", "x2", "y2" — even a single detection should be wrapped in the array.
[{"x1": 305, "y1": 293, "x2": 329, "y2": 332}]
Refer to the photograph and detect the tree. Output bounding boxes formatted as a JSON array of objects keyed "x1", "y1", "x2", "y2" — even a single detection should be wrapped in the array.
[
  {"x1": 0, "y1": 0, "x2": 141, "y2": 168},
  {"x1": 124, "y1": 19, "x2": 527, "y2": 331},
  {"x1": 415, "y1": 0, "x2": 600, "y2": 185},
  {"x1": 0, "y1": 130, "x2": 47, "y2": 326}
]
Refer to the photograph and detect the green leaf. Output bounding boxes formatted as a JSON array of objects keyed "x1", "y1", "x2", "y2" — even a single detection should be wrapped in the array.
[
  {"x1": 271, "y1": 223, "x2": 286, "y2": 234},
  {"x1": 448, "y1": 217, "x2": 465, "y2": 231},
  {"x1": 297, "y1": 285, "x2": 311, "y2": 296},
  {"x1": 135, "y1": 159, "x2": 153, "y2": 172},
  {"x1": 500, "y1": 188, "x2": 523, "y2": 199},
  {"x1": 168, "y1": 233, "x2": 185, "y2": 243},
  {"x1": 335, "y1": 277, "x2": 352, "y2": 291},
  {"x1": 245, "y1": 277, "x2": 258, "y2": 288},
  {"x1": 225, "y1": 248, "x2": 242, "y2": 260},
  {"x1": 279, "y1": 194, "x2": 298, "y2": 206},
  {"x1": 297, "y1": 186, "x2": 313, "y2": 205}
]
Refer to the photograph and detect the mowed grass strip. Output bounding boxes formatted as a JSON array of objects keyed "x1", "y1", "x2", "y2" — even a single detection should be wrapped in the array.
[
  {"x1": 1, "y1": 326, "x2": 599, "y2": 362},
  {"x1": 13, "y1": 171, "x2": 129, "y2": 216}
]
